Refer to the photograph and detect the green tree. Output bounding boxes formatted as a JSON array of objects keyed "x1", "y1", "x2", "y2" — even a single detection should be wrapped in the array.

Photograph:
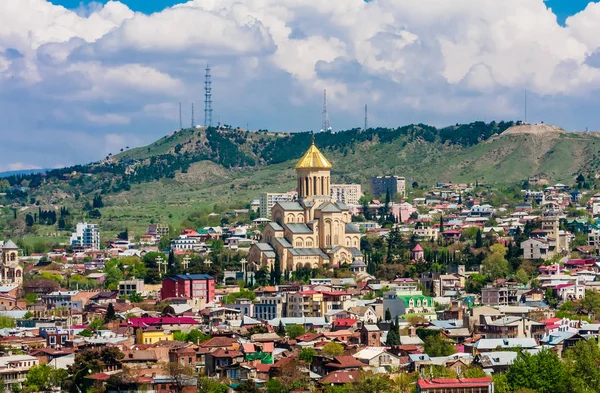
[
  {"x1": 187, "y1": 329, "x2": 210, "y2": 343},
  {"x1": 506, "y1": 348, "x2": 567, "y2": 393},
  {"x1": 475, "y1": 229, "x2": 483, "y2": 248},
  {"x1": 299, "y1": 347, "x2": 316, "y2": 364},
  {"x1": 271, "y1": 253, "x2": 282, "y2": 285},
  {"x1": 266, "y1": 378, "x2": 288, "y2": 393},
  {"x1": 236, "y1": 379, "x2": 261, "y2": 393},
  {"x1": 563, "y1": 339, "x2": 600, "y2": 392},
  {"x1": 483, "y1": 244, "x2": 510, "y2": 280},
  {"x1": 385, "y1": 308, "x2": 392, "y2": 321},
  {"x1": 286, "y1": 325, "x2": 305, "y2": 339},
  {"x1": 197, "y1": 377, "x2": 228, "y2": 393},
  {"x1": 128, "y1": 292, "x2": 143, "y2": 303},
  {"x1": 24, "y1": 293, "x2": 38, "y2": 306},
  {"x1": 105, "y1": 303, "x2": 116, "y2": 322},
  {"x1": 423, "y1": 333, "x2": 456, "y2": 357},
  {"x1": 349, "y1": 372, "x2": 396, "y2": 393},
  {"x1": 322, "y1": 342, "x2": 344, "y2": 358}
]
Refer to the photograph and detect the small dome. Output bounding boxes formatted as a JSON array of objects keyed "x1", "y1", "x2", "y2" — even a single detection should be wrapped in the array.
[
  {"x1": 412, "y1": 244, "x2": 424, "y2": 252},
  {"x1": 351, "y1": 259, "x2": 366, "y2": 267}
]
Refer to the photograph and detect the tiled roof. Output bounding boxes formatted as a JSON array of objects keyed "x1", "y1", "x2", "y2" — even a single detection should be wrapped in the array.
[{"x1": 319, "y1": 370, "x2": 360, "y2": 385}]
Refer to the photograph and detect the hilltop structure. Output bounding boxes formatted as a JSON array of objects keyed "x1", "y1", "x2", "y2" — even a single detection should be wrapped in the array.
[
  {"x1": 249, "y1": 136, "x2": 362, "y2": 271},
  {"x1": 0, "y1": 240, "x2": 23, "y2": 285}
]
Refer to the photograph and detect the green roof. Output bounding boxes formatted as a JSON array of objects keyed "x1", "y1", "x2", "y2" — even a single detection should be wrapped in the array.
[{"x1": 396, "y1": 295, "x2": 433, "y2": 306}]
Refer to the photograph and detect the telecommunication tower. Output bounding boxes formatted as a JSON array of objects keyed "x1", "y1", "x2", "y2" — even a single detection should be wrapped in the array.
[
  {"x1": 364, "y1": 104, "x2": 368, "y2": 131},
  {"x1": 191, "y1": 103, "x2": 195, "y2": 128},
  {"x1": 204, "y1": 64, "x2": 213, "y2": 127},
  {"x1": 320, "y1": 89, "x2": 331, "y2": 132},
  {"x1": 179, "y1": 102, "x2": 182, "y2": 130}
]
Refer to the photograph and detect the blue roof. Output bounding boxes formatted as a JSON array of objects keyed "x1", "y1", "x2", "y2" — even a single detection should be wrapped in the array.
[{"x1": 174, "y1": 274, "x2": 213, "y2": 280}]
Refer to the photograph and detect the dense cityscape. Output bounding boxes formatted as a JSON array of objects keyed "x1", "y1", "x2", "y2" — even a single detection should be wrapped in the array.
[
  {"x1": 4, "y1": 0, "x2": 600, "y2": 393},
  {"x1": 0, "y1": 124, "x2": 600, "y2": 393}
]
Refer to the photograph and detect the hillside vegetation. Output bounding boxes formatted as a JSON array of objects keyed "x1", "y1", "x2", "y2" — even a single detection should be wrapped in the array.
[{"x1": 2, "y1": 121, "x2": 600, "y2": 239}]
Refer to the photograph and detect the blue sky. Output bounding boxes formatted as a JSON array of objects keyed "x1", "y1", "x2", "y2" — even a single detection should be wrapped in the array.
[{"x1": 2, "y1": 0, "x2": 600, "y2": 171}]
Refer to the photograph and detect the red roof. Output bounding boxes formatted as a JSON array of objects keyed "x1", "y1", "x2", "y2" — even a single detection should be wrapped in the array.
[
  {"x1": 327, "y1": 356, "x2": 365, "y2": 369},
  {"x1": 412, "y1": 244, "x2": 424, "y2": 252},
  {"x1": 333, "y1": 318, "x2": 359, "y2": 327},
  {"x1": 86, "y1": 373, "x2": 111, "y2": 381},
  {"x1": 417, "y1": 378, "x2": 493, "y2": 389},
  {"x1": 124, "y1": 317, "x2": 198, "y2": 328},
  {"x1": 566, "y1": 259, "x2": 596, "y2": 266},
  {"x1": 319, "y1": 370, "x2": 360, "y2": 385}
]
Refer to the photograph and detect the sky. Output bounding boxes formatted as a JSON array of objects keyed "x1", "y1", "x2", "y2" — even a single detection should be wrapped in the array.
[{"x1": 1, "y1": 1, "x2": 600, "y2": 171}]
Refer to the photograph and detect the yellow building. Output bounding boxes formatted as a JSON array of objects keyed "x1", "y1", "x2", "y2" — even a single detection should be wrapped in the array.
[
  {"x1": 138, "y1": 326, "x2": 174, "y2": 345},
  {"x1": 249, "y1": 136, "x2": 362, "y2": 271}
]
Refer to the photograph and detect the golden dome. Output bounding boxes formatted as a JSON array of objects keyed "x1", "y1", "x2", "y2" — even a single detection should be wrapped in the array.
[{"x1": 295, "y1": 135, "x2": 332, "y2": 170}]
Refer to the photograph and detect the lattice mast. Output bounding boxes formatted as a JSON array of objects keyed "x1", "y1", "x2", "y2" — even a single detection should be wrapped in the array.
[{"x1": 204, "y1": 64, "x2": 213, "y2": 127}]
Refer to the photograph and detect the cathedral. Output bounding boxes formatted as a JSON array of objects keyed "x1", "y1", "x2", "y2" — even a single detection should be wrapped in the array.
[
  {"x1": 0, "y1": 240, "x2": 23, "y2": 286},
  {"x1": 248, "y1": 136, "x2": 363, "y2": 272}
]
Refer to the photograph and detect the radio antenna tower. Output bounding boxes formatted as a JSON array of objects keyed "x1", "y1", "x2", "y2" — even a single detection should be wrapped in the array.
[
  {"x1": 364, "y1": 104, "x2": 368, "y2": 131},
  {"x1": 191, "y1": 103, "x2": 195, "y2": 128},
  {"x1": 321, "y1": 89, "x2": 331, "y2": 132},
  {"x1": 204, "y1": 63, "x2": 213, "y2": 127},
  {"x1": 179, "y1": 102, "x2": 182, "y2": 130}
]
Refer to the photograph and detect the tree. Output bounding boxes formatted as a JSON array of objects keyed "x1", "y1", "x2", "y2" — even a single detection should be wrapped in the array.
[
  {"x1": 514, "y1": 268, "x2": 529, "y2": 285},
  {"x1": 506, "y1": 348, "x2": 567, "y2": 393},
  {"x1": 236, "y1": 379, "x2": 261, "y2": 393},
  {"x1": 163, "y1": 362, "x2": 195, "y2": 393},
  {"x1": 271, "y1": 253, "x2": 282, "y2": 285},
  {"x1": 386, "y1": 319, "x2": 400, "y2": 346},
  {"x1": 545, "y1": 288, "x2": 559, "y2": 308},
  {"x1": 439, "y1": 215, "x2": 444, "y2": 233},
  {"x1": 299, "y1": 347, "x2": 316, "y2": 364},
  {"x1": 423, "y1": 333, "x2": 456, "y2": 357},
  {"x1": 105, "y1": 303, "x2": 116, "y2": 322},
  {"x1": 322, "y1": 342, "x2": 344, "y2": 358},
  {"x1": 277, "y1": 320, "x2": 286, "y2": 336},
  {"x1": 197, "y1": 377, "x2": 228, "y2": 393},
  {"x1": 475, "y1": 229, "x2": 483, "y2": 248},
  {"x1": 24, "y1": 293, "x2": 38, "y2": 306},
  {"x1": 349, "y1": 372, "x2": 396, "y2": 393},
  {"x1": 24, "y1": 364, "x2": 68, "y2": 392},
  {"x1": 128, "y1": 292, "x2": 143, "y2": 303},
  {"x1": 67, "y1": 347, "x2": 123, "y2": 393},
  {"x1": 563, "y1": 337, "x2": 600, "y2": 392},
  {"x1": 385, "y1": 308, "x2": 392, "y2": 321},
  {"x1": 483, "y1": 244, "x2": 510, "y2": 280},
  {"x1": 266, "y1": 378, "x2": 287, "y2": 393},
  {"x1": 286, "y1": 324, "x2": 305, "y2": 339},
  {"x1": 187, "y1": 329, "x2": 210, "y2": 344}
]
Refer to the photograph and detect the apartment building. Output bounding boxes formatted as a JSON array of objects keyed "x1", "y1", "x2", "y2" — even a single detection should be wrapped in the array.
[
  {"x1": 371, "y1": 176, "x2": 406, "y2": 199},
  {"x1": 69, "y1": 222, "x2": 100, "y2": 250},
  {"x1": 259, "y1": 192, "x2": 296, "y2": 218},
  {"x1": 330, "y1": 184, "x2": 362, "y2": 205}
]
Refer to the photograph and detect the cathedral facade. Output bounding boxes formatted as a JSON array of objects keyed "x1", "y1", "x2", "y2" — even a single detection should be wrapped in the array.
[{"x1": 248, "y1": 137, "x2": 363, "y2": 272}]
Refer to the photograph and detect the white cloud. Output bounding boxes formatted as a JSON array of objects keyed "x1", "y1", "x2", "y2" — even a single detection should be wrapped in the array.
[{"x1": 2, "y1": 0, "x2": 600, "y2": 169}]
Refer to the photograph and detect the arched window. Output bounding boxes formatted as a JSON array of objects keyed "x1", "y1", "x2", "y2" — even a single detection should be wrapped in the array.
[{"x1": 9, "y1": 254, "x2": 15, "y2": 262}]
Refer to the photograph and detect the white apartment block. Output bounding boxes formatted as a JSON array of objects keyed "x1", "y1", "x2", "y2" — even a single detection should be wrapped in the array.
[
  {"x1": 259, "y1": 192, "x2": 296, "y2": 218},
  {"x1": 70, "y1": 222, "x2": 100, "y2": 250},
  {"x1": 330, "y1": 184, "x2": 362, "y2": 205},
  {"x1": 589, "y1": 229, "x2": 600, "y2": 247},
  {"x1": 0, "y1": 355, "x2": 39, "y2": 391}
]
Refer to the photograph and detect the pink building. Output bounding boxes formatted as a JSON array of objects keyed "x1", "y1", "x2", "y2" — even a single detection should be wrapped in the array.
[
  {"x1": 161, "y1": 273, "x2": 215, "y2": 302},
  {"x1": 391, "y1": 202, "x2": 417, "y2": 222}
]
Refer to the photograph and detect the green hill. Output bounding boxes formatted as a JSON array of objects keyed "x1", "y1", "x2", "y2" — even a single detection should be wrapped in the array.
[{"x1": 2, "y1": 121, "x2": 600, "y2": 239}]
